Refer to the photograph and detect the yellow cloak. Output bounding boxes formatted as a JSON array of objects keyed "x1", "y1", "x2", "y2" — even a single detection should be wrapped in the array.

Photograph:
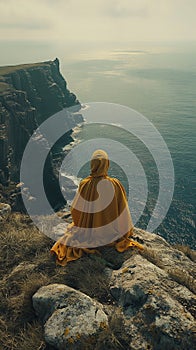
[{"x1": 51, "y1": 149, "x2": 143, "y2": 266}]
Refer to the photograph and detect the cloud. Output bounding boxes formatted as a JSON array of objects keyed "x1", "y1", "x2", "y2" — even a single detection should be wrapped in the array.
[
  {"x1": 0, "y1": 0, "x2": 196, "y2": 43},
  {"x1": 103, "y1": 0, "x2": 149, "y2": 18},
  {"x1": 0, "y1": 0, "x2": 56, "y2": 40},
  {"x1": 0, "y1": 19, "x2": 52, "y2": 30}
]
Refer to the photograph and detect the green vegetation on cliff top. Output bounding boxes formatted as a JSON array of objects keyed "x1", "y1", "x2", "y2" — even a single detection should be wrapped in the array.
[
  {"x1": 0, "y1": 60, "x2": 53, "y2": 92},
  {"x1": 0, "y1": 60, "x2": 51, "y2": 76}
]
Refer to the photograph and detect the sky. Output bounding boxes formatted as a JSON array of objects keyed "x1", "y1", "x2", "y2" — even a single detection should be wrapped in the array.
[{"x1": 0, "y1": 0, "x2": 196, "y2": 65}]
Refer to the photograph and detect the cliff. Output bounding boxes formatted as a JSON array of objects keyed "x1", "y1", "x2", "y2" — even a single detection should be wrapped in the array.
[
  {"x1": 0, "y1": 212, "x2": 195, "y2": 350},
  {"x1": 0, "y1": 58, "x2": 83, "y2": 210}
]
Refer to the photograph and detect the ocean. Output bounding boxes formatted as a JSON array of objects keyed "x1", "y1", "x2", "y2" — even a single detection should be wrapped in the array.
[{"x1": 61, "y1": 42, "x2": 196, "y2": 248}]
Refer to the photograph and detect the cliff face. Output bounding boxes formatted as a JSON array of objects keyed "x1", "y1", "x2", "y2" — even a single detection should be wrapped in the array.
[
  {"x1": 0, "y1": 58, "x2": 79, "y2": 123},
  {"x1": 0, "y1": 58, "x2": 83, "y2": 210}
]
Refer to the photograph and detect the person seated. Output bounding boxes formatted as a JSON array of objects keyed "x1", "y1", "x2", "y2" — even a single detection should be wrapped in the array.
[{"x1": 50, "y1": 149, "x2": 143, "y2": 266}]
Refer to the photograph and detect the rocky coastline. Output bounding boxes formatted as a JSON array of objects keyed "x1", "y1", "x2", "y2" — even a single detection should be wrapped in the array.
[{"x1": 0, "y1": 58, "x2": 82, "y2": 211}]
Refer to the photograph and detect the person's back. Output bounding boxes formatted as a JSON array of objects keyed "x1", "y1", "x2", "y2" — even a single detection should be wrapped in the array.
[{"x1": 50, "y1": 149, "x2": 143, "y2": 266}]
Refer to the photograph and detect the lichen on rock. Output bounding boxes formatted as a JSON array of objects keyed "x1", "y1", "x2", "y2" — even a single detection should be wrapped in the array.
[{"x1": 33, "y1": 284, "x2": 108, "y2": 349}]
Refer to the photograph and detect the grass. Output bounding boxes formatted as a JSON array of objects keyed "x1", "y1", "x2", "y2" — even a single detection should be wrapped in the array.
[
  {"x1": 0, "y1": 321, "x2": 46, "y2": 350},
  {"x1": 173, "y1": 244, "x2": 196, "y2": 263},
  {"x1": 167, "y1": 267, "x2": 196, "y2": 294},
  {"x1": 0, "y1": 213, "x2": 195, "y2": 349},
  {"x1": 0, "y1": 61, "x2": 52, "y2": 76},
  {"x1": 139, "y1": 247, "x2": 165, "y2": 269},
  {"x1": 0, "y1": 60, "x2": 53, "y2": 93},
  {"x1": 0, "y1": 212, "x2": 135, "y2": 350}
]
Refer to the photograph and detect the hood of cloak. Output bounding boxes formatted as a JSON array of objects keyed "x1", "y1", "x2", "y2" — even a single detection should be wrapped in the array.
[{"x1": 90, "y1": 149, "x2": 109, "y2": 177}]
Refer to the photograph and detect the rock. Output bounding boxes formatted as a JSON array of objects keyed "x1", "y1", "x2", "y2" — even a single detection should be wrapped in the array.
[
  {"x1": 0, "y1": 203, "x2": 11, "y2": 221},
  {"x1": 33, "y1": 284, "x2": 108, "y2": 349},
  {"x1": 109, "y1": 252, "x2": 196, "y2": 350},
  {"x1": 31, "y1": 228, "x2": 196, "y2": 349},
  {"x1": 56, "y1": 210, "x2": 71, "y2": 219},
  {"x1": 133, "y1": 228, "x2": 196, "y2": 292},
  {"x1": 56, "y1": 210, "x2": 73, "y2": 223}
]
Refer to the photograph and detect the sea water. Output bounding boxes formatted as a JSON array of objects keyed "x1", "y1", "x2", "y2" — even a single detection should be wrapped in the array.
[{"x1": 62, "y1": 42, "x2": 196, "y2": 248}]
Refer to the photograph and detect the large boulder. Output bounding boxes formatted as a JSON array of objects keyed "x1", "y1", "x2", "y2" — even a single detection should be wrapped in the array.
[
  {"x1": 33, "y1": 284, "x2": 108, "y2": 349},
  {"x1": 109, "y1": 252, "x2": 196, "y2": 350}
]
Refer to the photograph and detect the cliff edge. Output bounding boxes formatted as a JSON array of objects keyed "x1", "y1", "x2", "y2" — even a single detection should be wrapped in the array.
[{"x1": 0, "y1": 58, "x2": 82, "y2": 210}]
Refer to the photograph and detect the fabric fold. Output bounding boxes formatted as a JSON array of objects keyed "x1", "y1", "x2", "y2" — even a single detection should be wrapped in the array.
[{"x1": 50, "y1": 149, "x2": 143, "y2": 266}]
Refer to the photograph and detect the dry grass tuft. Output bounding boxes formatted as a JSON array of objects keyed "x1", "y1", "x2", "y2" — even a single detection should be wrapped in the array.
[
  {"x1": 0, "y1": 213, "x2": 55, "y2": 349},
  {"x1": 11, "y1": 322, "x2": 46, "y2": 350},
  {"x1": 173, "y1": 244, "x2": 196, "y2": 263},
  {"x1": 139, "y1": 247, "x2": 165, "y2": 269},
  {"x1": 52, "y1": 255, "x2": 112, "y2": 303},
  {"x1": 167, "y1": 268, "x2": 196, "y2": 294},
  {"x1": 0, "y1": 213, "x2": 52, "y2": 272}
]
